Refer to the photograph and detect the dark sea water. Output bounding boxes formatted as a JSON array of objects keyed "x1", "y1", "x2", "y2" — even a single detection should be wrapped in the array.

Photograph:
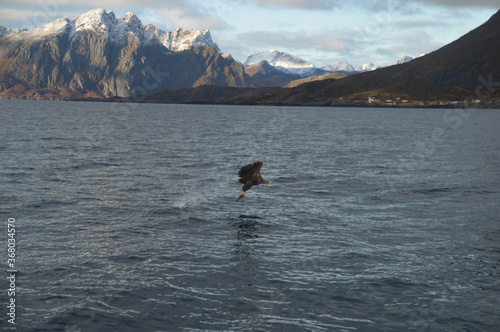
[{"x1": 1, "y1": 99, "x2": 499, "y2": 332}]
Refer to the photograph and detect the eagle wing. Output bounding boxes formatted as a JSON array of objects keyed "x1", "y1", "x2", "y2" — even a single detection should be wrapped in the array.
[{"x1": 238, "y1": 162, "x2": 263, "y2": 184}]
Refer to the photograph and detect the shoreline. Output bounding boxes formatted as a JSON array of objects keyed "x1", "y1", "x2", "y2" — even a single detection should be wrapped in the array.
[{"x1": 1, "y1": 96, "x2": 499, "y2": 109}]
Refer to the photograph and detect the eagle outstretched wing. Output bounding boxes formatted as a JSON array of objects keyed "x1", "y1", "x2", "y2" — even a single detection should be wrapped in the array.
[{"x1": 238, "y1": 161, "x2": 263, "y2": 184}]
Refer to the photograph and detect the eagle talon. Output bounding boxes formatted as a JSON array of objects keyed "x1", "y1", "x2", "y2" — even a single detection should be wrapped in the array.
[{"x1": 237, "y1": 192, "x2": 246, "y2": 200}]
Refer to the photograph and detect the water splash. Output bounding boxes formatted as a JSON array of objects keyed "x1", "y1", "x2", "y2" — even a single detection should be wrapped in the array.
[{"x1": 172, "y1": 189, "x2": 208, "y2": 208}]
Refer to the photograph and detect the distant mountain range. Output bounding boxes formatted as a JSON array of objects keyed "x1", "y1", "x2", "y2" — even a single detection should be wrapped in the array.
[
  {"x1": 0, "y1": 8, "x2": 499, "y2": 104},
  {"x1": 244, "y1": 50, "x2": 317, "y2": 76},
  {"x1": 243, "y1": 50, "x2": 387, "y2": 76}
]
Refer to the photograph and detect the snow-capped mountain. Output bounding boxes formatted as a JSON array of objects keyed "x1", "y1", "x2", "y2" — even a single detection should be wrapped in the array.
[
  {"x1": 72, "y1": 8, "x2": 118, "y2": 36},
  {"x1": 321, "y1": 61, "x2": 379, "y2": 73},
  {"x1": 322, "y1": 61, "x2": 355, "y2": 72},
  {"x1": 322, "y1": 56, "x2": 416, "y2": 73},
  {"x1": 0, "y1": 8, "x2": 246, "y2": 99},
  {"x1": 245, "y1": 50, "x2": 382, "y2": 75},
  {"x1": 147, "y1": 26, "x2": 220, "y2": 53},
  {"x1": 244, "y1": 50, "x2": 317, "y2": 76},
  {"x1": 8, "y1": 8, "x2": 219, "y2": 52},
  {"x1": 357, "y1": 62, "x2": 380, "y2": 72},
  {"x1": 393, "y1": 55, "x2": 414, "y2": 65}
]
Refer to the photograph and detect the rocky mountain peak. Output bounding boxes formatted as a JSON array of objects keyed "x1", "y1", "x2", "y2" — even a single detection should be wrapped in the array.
[
  {"x1": 112, "y1": 11, "x2": 146, "y2": 44},
  {"x1": 122, "y1": 12, "x2": 140, "y2": 23},
  {"x1": 165, "y1": 28, "x2": 220, "y2": 52},
  {"x1": 74, "y1": 8, "x2": 117, "y2": 34}
]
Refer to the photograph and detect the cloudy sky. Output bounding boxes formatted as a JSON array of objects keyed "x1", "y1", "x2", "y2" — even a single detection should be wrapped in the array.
[{"x1": 0, "y1": 0, "x2": 498, "y2": 68}]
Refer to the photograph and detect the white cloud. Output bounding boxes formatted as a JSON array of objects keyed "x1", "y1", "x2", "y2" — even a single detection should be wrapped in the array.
[
  {"x1": 393, "y1": 19, "x2": 450, "y2": 29},
  {"x1": 156, "y1": 8, "x2": 227, "y2": 30},
  {"x1": 0, "y1": 8, "x2": 36, "y2": 27},
  {"x1": 237, "y1": 30, "x2": 347, "y2": 52},
  {"x1": 253, "y1": 0, "x2": 337, "y2": 10}
]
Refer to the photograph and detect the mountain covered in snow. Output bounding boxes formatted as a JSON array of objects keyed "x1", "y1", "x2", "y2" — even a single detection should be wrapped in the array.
[
  {"x1": 244, "y1": 50, "x2": 388, "y2": 77},
  {"x1": 4, "y1": 9, "x2": 219, "y2": 52},
  {"x1": 244, "y1": 50, "x2": 313, "y2": 69},
  {"x1": 146, "y1": 26, "x2": 220, "y2": 53},
  {"x1": 243, "y1": 50, "x2": 324, "y2": 76},
  {"x1": 322, "y1": 61, "x2": 355, "y2": 72},
  {"x1": 392, "y1": 55, "x2": 414, "y2": 65},
  {"x1": 356, "y1": 62, "x2": 380, "y2": 72},
  {"x1": 0, "y1": 8, "x2": 245, "y2": 99},
  {"x1": 322, "y1": 56, "x2": 415, "y2": 73},
  {"x1": 322, "y1": 61, "x2": 380, "y2": 73}
]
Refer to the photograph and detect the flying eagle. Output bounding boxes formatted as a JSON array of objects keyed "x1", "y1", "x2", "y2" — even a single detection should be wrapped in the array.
[{"x1": 237, "y1": 161, "x2": 272, "y2": 200}]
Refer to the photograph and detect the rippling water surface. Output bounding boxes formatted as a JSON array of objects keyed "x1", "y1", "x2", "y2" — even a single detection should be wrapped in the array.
[{"x1": 1, "y1": 100, "x2": 499, "y2": 331}]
